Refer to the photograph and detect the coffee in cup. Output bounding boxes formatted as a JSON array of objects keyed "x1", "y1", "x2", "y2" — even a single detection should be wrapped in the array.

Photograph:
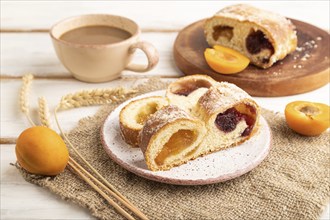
[{"x1": 50, "y1": 14, "x2": 159, "y2": 83}]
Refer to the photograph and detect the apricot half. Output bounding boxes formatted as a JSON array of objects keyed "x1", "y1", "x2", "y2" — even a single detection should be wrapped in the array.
[
  {"x1": 285, "y1": 101, "x2": 330, "y2": 136},
  {"x1": 16, "y1": 126, "x2": 69, "y2": 176},
  {"x1": 204, "y1": 45, "x2": 250, "y2": 74}
]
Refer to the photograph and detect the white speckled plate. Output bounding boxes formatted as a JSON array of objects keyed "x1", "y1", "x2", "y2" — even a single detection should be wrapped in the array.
[{"x1": 101, "y1": 90, "x2": 271, "y2": 185}]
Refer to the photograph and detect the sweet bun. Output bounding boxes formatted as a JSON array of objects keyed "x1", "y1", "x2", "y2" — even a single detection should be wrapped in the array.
[
  {"x1": 192, "y1": 82, "x2": 260, "y2": 157},
  {"x1": 166, "y1": 74, "x2": 218, "y2": 113},
  {"x1": 139, "y1": 105, "x2": 206, "y2": 171},
  {"x1": 119, "y1": 76, "x2": 261, "y2": 172},
  {"x1": 204, "y1": 4, "x2": 297, "y2": 68},
  {"x1": 119, "y1": 96, "x2": 168, "y2": 147}
]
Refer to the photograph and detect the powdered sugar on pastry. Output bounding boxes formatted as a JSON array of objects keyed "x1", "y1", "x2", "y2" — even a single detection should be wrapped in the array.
[
  {"x1": 139, "y1": 105, "x2": 207, "y2": 171},
  {"x1": 204, "y1": 4, "x2": 297, "y2": 68}
]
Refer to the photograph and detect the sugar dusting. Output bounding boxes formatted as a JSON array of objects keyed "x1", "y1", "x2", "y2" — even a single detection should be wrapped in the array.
[
  {"x1": 139, "y1": 105, "x2": 192, "y2": 152},
  {"x1": 210, "y1": 4, "x2": 297, "y2": 69},
  {"x1": 198, "y1": 82, "x2": 252, "y2": 115},
  {"x1": 265, "y1": 34, "x2": 322, "y2": 75}
]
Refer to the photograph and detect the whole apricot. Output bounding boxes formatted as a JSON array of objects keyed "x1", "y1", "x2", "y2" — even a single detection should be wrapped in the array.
[
  {"x1": 15, "y1": 126, "x2": 69, "y2": 176},
  {"x1": 285, "y1": 101, "x2": 330, "y2": 136}
]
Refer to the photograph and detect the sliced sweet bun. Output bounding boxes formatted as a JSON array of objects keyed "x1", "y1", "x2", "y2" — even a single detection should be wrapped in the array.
[
  {"x1": 204, "y1": 4, "x2": 297, "y2": 68},
  {"x1": 119, "y1": 96, "x2": 168, "y2": 147},
  {"x1": 166, "y1": 74, "x2": 218, "y2": 113},
  {"x1": 192, "y1": 82, "x2": 260, "y2": 157},
  {"x1": 139, "y1": 105, "x2": 207, "y2": 171}
]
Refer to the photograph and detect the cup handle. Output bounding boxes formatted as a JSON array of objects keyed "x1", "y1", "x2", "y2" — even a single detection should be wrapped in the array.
[{"x1": 125, "y1": 41, "x2": 159, "y2": 72}]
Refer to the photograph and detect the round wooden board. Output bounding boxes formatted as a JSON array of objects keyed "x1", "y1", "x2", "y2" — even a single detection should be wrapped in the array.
[{"x1": 173, "y1": 19, "x2": 330, "y2": 97}]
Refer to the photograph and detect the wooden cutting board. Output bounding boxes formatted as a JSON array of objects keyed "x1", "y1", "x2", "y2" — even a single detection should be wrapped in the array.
[{"x1": 173, "y1": 19, "x2": 330, "y2": 97}]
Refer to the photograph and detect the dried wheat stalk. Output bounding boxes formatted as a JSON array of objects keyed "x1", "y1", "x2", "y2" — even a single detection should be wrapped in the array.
[
  {"x1": 57, "y1": 88, "x2": 137, "y2": 111},
  {"x1": 19, "y1": 74, "x2": 35, "y2": 126},
  {"x1": 54, "y1": 86, "x2": 137, "y2": 180},
  {"x1": 38, "y1": 96, "x2": 52, "y2": 128},
  {"x1": 37, "y1": 86, "x2": 144, "y2": 219},
  {"x1": 18, "y1": 73, "x2": 144, "y2": 219},
  {"x1": 54, "y1": 86, "x2": 139, "y2": 207}
]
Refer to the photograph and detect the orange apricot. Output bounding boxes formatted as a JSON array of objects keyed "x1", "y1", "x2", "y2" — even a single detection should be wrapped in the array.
[
  {"x1": 16, "y1": 126, "x2": 69, "y2": 176},
  {"x1": 285, "y1": 101, "x2": 330, "y2": 136},
  {"x1": 204, "y1": 45, "x2": 250, "y2": 74}
]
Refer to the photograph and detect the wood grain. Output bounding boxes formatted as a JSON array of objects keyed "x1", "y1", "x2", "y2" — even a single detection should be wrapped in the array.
[
  {"x1": 0, "y1": 138, "x2": 16, "y2": 144},
  {"x1": 1, "y1": 2, "x2": 329, "y2": 219},
  {"x1": 173, "y1": 19, "x2": 330, "y2": 97},
  {"x1": 2, "y1": 78, "x2": 329, "y2": 139},
  {"x1": 0, "y1": 28, "x2": 180, "y2": 33},
  {"x1": 1, "y1": 2, "x2": 329, "y2": 31},
  {"x1": 0, "y1": 144, "x2": 93, "y2": 219},
  {"x1": 0, "y1": 32, "x2": 180, "y2": 78},
  {"x1": 0, "y1": 78, "x2": 175, "y2": 138}
]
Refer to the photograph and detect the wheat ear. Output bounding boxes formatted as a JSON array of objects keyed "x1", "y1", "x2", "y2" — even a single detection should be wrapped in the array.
[
  {"x1": 54, "y1": 87, "x2": 137, "y2": 202},
  {"x1": 38, "y1": 96, "x2": 52, "y2": 128},
  {"x1": 57, "y1": 88, "x2": 136, "y2": 111},
  {"x1": 20, "y1": 74, "x2": 35, "y2": 126}
]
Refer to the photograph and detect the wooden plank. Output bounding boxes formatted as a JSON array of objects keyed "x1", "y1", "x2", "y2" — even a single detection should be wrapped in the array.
[
  {"x1": 1, "y1": 144, "x2": 94, "y2": 219},
  {"x1": 0, "y1": 32, "x2": 181, "y2": 78},
  {"x1": 0, "y1": 78, "x2": 174, "y2": 138},
  {"x1": 0, "y1": 138, "x2": 16, "y2": 144},
  {"x1": 1, "y1": 1, "x2": 329, "y2": 31},
  {"x1": 1, "y1": 78, "x2": 329, "y2": 139},
  {"x1": 2, "y1": 139, "x2": 330, "y2": 219}
]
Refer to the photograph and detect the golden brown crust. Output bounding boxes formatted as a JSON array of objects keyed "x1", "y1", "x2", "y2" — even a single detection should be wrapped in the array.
[
  {"x1": 198, "y1": 82, "x2": 260, "y2": 129},
  {"x1": 119, "y1": 102, "x2": 140, "y2": 147},
  {"x1": 139, "y1": 105, "x2": 191, "y2": 154},
  {"x1": 120, "y1": 77, "x2": 261, "y2": 172},
  {"x1": 196, "y1": 82, "x2": 259, "y2": 119},
  {"x1": 145, "y1": 118, "x2": 201, "y2": 171},
  {"x1": 204, "y1": 4, "x2": 297, "y2": 68},
  {"x1": 119, "y1": 121, "x2": 140, "y2": 147},
  {"x1": 139, "y1": 105, "x2": 206, "y2": 171},
  {"x1": 193, "y1": 82, "x2": 260, "y2": 157},
  {"x1": 119, "y1": 96, "x2": 168, "y2": 147}
]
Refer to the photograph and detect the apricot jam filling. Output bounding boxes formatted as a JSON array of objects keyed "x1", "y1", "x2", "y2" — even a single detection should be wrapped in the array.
[
  {"x1": 246, "y1": 30, "x2": 274, "y2": 56},
  {"x1": 135, "y1": 103, "x2": 158, "y2": 125},
  {"x1": 215, "y1": 104, "x2": 256, "y2": 136},
  {"x1": 171, "y1": 79, "x2": 213, "y2": 96},
  {"x1": 155, "y1": 129, "x2": 197, "y2": 165},
  {"x1": 212, "y1": 25, "x2": 234, "y2": 41}
]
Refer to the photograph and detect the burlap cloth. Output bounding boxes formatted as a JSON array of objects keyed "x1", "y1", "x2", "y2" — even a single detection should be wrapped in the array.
[{"x1": 17, "y1": 79, "x2": 330, "y2": 220}]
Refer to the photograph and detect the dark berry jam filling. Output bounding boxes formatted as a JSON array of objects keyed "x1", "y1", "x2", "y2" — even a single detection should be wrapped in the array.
[
  {"x1": 172, "y1": 79, "x2": 212, "y2": 96},
  {"x1": 215, "y1": 107, "x2": 255, "y2": 137},
  {"x1": 246, "y1": 30, "x2": 274, "y2": 55}
]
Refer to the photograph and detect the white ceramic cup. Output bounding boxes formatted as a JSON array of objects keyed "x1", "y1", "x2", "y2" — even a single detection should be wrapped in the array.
[{"x1": 50, "y1": 14, "x2": 159, "y2": 83}]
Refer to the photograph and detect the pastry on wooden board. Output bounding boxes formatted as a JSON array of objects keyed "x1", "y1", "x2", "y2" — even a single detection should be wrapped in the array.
[
  {"x1": 204, "y1": 4, "x2": 297, "y2": 68},
  {"x1": 138, "y1": 105, "x2": 207, "y2": 171},
  {"x1": 119, "y1": 96, "x2": 168, "y2": 147}
]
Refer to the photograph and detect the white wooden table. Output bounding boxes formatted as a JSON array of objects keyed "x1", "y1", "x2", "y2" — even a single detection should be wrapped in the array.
[{"x1": 1, "y1": 1, "x2": 329, "y2": 219}]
